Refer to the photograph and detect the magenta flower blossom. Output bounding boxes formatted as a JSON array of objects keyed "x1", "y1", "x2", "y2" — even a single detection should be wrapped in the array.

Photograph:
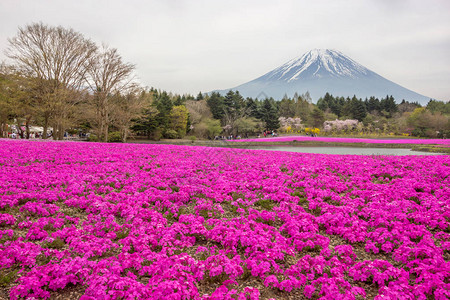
[
  {"x1": 234, "y1": 135, "x2": 450, "y2": 145},
  {"x1": 0, "y1": 139, "x2": 449, "y2": 299}
]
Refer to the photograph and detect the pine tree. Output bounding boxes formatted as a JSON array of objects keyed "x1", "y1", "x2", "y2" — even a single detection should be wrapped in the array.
[
  {"x1": 350, "y1": 96, "x2": 367, "y2": 121},
  {"x1": 155, "y1": 91, "x2": 173, "y2": 130},
  {"x1": 206, "y1": 92, "x2": 225, "y2": 120},
  {"x1": 173, "y1": 95, "x2": 184, "y2": 106},
  {"x1": 380, "y1": 95, "x2": 397, "y2": 116},
  {"x1": 246, "y1": 98, "x2": 260, "y2": 119},
  {"x1": 366, "y1": 96, "x2": 381, "y2": 113},
  {"x1": 310, "y1": 107, "x2": 325, "y2": 128},
  {"x1": 261, "y1": 98, "x2": 279, "y2": 130}
]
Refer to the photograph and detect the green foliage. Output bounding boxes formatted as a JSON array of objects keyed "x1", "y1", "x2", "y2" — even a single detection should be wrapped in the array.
[
  {"x1": 197, "y1": 208, "x2": 221, "y2": 219},
  {"x1": 169, "y1": 105, "x2": 189, "y2": 138},
  {"x1": 0, "y1": 269, "x2": 18, "y2": 287},
  {"x1": 317, "y1": 93, "x2": 401, "y2": 120},
  {"x1": 42, "y1": 237, "x2": 65, "y2": 249},
  {"x1": 427, "y1": 99, "x2": 450, "y2": 115},
  {"x1": 155, "y1": 91, "x2": 173, "y2": 130},
  {"x1": 66, "y1": 128, "x2": 78, "y2": 135},
  {"x1": 131, "y1": 106, "x2": 160, "y2": 139},
  {"x1": 152, "y1": 128, "x2": 163, "y2": 141},
  {"x1": 108, "y1": 131, "x2": 122, "y2": 143},
  {"x1": 407, "y1": 107, "x2": 450, "y2": 137},
  {"x1": 169, "y1": 185, "x2": 180, "y2": 193},
  {"x1": 164, "y1": 129, "x2": 179, "y2": 139},
  {"x1": 229, "y1": 191, "x2": 245, "y2": 201},
  {"x1": 350, "y1": 96, "x2": 367, "y2": 121},
  {"x1": 87, "y1": 134, "x2": 99, "y2": 142},
  {"x1": 411, "y1": 127, "x2": 427, "y2": 137},
  {"x1": 317, "y1": 92, "x2": 345, "y2": 117},
  {"x1": 261, "y1": 98, "x2": 280, "y2": 130},
  {"x1": 366, "y1": 96, "x2": 381, "y2": 112},
  {"x1": 246, "y1": 98, "x2": 261, "y2": 119},
  {"x1": 224, "y1": 90, "x2": 245, "y2": 114},
  {"x1": 207, "y1": 92, "x2": 225, "y2": 120},
  {"x1": 115, "y1": 229, "x2": 130, "y2": 240},
  {"x1": 380, "y1": 95, "x2": 398, "y2": 116},
  {"x1": 234, "y1": 117, "x2": 258, "y2": 135},
  {"x1": 254, "y1": 199, "x2": 275, "y2": 211},
  {"x1": 202, "y1": 118, "x2": 222, "y2": 138},
  {"x1": 310, "y1": 107, "x2": 325, "y2": 128}
]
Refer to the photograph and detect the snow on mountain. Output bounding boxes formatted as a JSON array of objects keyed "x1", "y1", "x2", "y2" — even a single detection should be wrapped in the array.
[
  {"x1": 214, "y1": 49, "x2": 433, "y2": 104},
  {"x1": 263, "y1": 49, "x2": 371, "y2": 82}
]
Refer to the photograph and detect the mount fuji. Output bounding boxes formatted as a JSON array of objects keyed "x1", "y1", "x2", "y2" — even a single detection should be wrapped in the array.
[{"x1": 215, "y1": 49, "x2": 432, "y2": 104}]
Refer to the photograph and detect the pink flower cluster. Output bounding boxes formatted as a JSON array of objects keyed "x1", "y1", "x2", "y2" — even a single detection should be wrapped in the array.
[
  {"x1": 234, "y1": 135, "x2": 450, "y2": 145},
  {"x1": 0, "y1": 139, "x2": 449, "y2": 299}
]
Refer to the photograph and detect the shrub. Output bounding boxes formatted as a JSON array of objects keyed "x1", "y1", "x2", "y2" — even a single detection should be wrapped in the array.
[
  {"x1": 108, "y1": 131, "x2": 122, "y2": 143},
  {"x1": 151, "y1": 128, "x2": 163, "y2": 141},
  {"x1": 87, "y1": 134, "x2": 98, "y2": 142},
  {"x1": 164, "y1": 129, "x2": 179, "y2": 139}
]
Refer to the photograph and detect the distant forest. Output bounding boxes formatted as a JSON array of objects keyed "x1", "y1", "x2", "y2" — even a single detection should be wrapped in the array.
[
  {"x1": 130, "y1": 89, "x2": 449, "y2": 140},
  {"x1": 1, "y1": 23, "x2": 449, "y2": 142}
]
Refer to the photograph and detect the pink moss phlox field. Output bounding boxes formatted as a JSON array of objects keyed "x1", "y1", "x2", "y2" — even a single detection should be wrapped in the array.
[
  {"x1": 0, "y1": 139, "x2": 449, "y2": 299},
  {"x1": 233, "y1": 135, "x2": 450, "y2": 145}
]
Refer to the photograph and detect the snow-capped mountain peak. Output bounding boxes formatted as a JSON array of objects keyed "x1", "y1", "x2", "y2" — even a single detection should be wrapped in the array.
[
  {"x1": 213, "y1": 49, "x2": 433, "y2": 104},
  {"x1": 262, "y1": 49, "x2": 372, "y2": 82}
]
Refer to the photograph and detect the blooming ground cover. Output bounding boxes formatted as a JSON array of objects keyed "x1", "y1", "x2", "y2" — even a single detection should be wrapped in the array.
[
  {"x1": 0, "y1": 140, "x2": 449, "y2": 300},
  {"x1": 233, "y1": 136, "x2": 450, "y2": 146}
]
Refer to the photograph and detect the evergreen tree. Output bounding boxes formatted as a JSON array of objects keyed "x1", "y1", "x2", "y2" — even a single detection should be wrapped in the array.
[
  {"x1": 296, "y1": 94, "x2": 312, "y2": 122},
  {"x1": 261, "y1": 98, "x2": 279, "y2": 130},
  {"x1": 350, "y1": 96, "x2": 367, "y2": 121},
  {"x1": 366, "y1": 96, "x2": 381, "y2": 113},
  {"x1": 206, "y1": 92, "x2": 224, "y2": 120},
  {"x1": 246, "y1": 98, "x2": 261, "y2": 119},
  {"x1": 223, "y1": 90, "x2": 235, "y2": 113},
  {"x1": 223, "y1": 90, "x2": 245, "y2": 114},
  {"x1": 310, "y1": 107, "x2": 325, "y2": 128},
  {"x1": 155, "y1": 91, "x2": 173, "y2": 130},
  {"x1": 328, "y1": 94, "x2": 342, "y2": 117},
  {"x1": 317, "y1": 92, "x2": 331, "y2": 111},
  {"x1": 279, "y1": 98, "x2": 296, "y2": 117},
  {"x1": 380, "y1": 95, "x2": 397, "y2": 116},
  {"x1": 131, "y1": 107, "x2": 159, "y2": 139},
  {"x1": 427, "y1": 99, "x2": 450, "y2": 114},
  {"x1": 173, "y1": 95, "x2": 184, "y2": 106}
]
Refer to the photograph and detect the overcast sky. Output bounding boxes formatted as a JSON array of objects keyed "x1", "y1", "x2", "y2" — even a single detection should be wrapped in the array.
[{"x1": 1, "y1": 0, "x2": 449, "y2": 100}]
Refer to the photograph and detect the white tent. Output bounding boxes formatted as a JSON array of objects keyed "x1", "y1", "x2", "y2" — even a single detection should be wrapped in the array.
[{"x1": 28, "y1": 126, "x2": 53, "y2": 133}]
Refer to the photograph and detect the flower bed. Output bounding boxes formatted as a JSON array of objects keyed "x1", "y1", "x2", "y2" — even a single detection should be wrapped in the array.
[
  {"x1": 232, "y1": 136, "x2": 450, "y2": 145},
  {"x1": 0, "y1": 140, "x2": 449, "y2": 299}
]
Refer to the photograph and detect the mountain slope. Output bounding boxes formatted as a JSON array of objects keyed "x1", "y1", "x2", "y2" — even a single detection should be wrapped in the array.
[{"x1": 215, "y1": 49, "x2": 432, "y2": 104}]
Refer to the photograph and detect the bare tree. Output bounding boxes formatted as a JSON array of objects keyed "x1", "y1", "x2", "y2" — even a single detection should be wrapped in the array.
[
  {"x1": 84, "y1": 45, "x2": 135, "y2": 142},
  {"x1": 186, "y1": 99, "x2": 213, "y2": 125},
  {"x1": 6, "y1": 22, "x2": 97, "y2": 139},
  {"x1": 109, "y1": 89, "x2": 145, "y2": 142}
]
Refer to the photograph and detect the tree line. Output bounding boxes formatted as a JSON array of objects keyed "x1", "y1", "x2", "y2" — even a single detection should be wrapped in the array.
[
  {"x1": 1, "y1": 23, "x2": 449, "y2": 141},
  {"x1": 316, "y1": 93, "x2": 449, "y2": 137},
  {"x1": 1, "y1": 22, "x2": 136, "y2": 142}
]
